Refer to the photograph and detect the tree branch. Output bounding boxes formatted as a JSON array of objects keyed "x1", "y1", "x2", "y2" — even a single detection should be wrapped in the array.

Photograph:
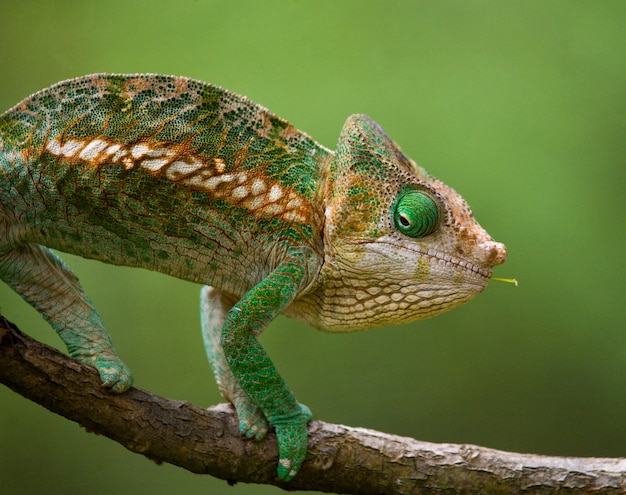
[{"x1": 1, "y1": 316, "x2": 624, "y2": 494}]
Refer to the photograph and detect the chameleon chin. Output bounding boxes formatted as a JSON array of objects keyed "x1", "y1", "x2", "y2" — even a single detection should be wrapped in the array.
[{"x1": 0, "y1": 74, "x2": 506, "y2": 480}]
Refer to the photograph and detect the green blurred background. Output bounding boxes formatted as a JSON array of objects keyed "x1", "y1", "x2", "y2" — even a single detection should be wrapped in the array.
[{"x1": 1, "y1": 1, "x2": 624, "y2": 493}]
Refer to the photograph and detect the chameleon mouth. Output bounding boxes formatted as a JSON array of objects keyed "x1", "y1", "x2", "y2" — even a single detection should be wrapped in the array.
[
  {"x1": 423, "y1": 248, "x2": 493, "y2": 279},
  {"x1": 426, "y1": 249, "x2": 493, "y2": 278},
  {"x1": 355, "y1": 238, "x2": 494, "y2": 279}
]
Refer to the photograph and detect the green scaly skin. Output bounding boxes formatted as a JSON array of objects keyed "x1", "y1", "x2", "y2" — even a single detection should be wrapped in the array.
[{"x1": 0, "y1": 74, "x2": 506, "y2": 480}]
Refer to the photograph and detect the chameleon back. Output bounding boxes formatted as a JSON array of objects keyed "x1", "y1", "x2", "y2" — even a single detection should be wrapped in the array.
[{"x1": 0, "y1": 74, "x2": 328, "y2": 294}]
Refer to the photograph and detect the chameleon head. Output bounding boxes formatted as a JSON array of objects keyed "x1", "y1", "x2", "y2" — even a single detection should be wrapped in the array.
[{"x1": 288, "y1": 114, "x2": 506, "y2": 332}]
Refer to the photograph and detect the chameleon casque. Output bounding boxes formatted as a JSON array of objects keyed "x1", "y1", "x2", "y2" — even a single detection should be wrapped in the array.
[{"x1": 0, "y1": 74, "x2": 506, "y2": 480}]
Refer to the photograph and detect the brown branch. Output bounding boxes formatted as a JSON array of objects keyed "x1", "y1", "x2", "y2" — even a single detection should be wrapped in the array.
[{"x1": 1, "y1": 316, "x2": 625, "y2": 494}]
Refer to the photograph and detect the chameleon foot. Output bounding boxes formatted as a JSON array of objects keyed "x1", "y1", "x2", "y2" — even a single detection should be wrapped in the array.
[
  {"x1": 83, "y1": 353, "x2": 134, "y2": 393},
  {"x1": 272, "y1": 403, "x2": 312, "y2": 481},
  {"x1": 233, "y1": 397, "x2": 270, "y2": 440}
]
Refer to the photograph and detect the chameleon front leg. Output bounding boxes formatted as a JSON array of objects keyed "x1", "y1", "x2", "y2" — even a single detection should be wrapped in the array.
[
  {"x1": 200, "y1": 285, "x2": 269, "y2": 439},
  {"x1": 0, "y1": 244, "x2": 133, "y2": 392},
  {"x1": 207, "y1": 255, "x2": 314, "y2": 481}
]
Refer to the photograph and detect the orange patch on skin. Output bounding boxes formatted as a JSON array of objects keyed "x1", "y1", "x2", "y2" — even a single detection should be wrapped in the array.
[{"x1": 44, "y1": 136, "x2": 313, "y2": 225}]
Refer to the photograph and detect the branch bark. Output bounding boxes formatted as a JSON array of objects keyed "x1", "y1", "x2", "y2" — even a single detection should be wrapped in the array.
[{"x1": 1, "y1": 316, "x2": 624, "y2": 494}]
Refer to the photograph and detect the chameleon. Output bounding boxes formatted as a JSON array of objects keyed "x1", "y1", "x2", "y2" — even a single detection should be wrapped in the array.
[{"x1": 0, "y1": 74, "x2": 506, "y2": 480}]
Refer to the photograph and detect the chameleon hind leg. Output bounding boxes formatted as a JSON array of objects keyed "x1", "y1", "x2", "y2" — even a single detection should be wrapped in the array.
[
  {"x1": 200, "y1": 285, "x2": 269, "y2": 439},
  {"x1": 0, "y1": 243, "x2": 133, "y2": 392}
]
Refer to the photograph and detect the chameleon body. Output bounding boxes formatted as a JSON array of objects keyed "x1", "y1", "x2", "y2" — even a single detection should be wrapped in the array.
[{"x1": 0, "y1": 74, "x2": 506, "y2": 480}]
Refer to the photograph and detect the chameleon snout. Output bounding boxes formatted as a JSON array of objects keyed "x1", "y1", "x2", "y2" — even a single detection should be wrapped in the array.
[
  {"x1": 487, "y1": 240, "x2": 507, "y2": 267},
  {"x1": 476, "y1": 239, "x2": 507, "y2": 268}
]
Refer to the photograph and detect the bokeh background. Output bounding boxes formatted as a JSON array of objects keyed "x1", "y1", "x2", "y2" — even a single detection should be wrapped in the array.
[{"x1": 1, "y1": 1, "x2": 625, "y2": 494}]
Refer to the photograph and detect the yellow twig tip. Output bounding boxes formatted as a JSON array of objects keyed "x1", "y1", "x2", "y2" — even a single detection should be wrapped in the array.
[{"x1": 492, "y1": 277, "x2": 518, "y2": 287}]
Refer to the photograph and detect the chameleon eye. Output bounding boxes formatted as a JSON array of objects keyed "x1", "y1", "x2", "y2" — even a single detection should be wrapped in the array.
[{"x1": 393, "y1": 190, "x2": 439, "y2": 238}]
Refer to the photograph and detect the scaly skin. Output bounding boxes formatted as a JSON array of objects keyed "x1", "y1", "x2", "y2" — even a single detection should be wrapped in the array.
[{"x1": 0, "y1": 74, "x2": 506, "y2": 480}]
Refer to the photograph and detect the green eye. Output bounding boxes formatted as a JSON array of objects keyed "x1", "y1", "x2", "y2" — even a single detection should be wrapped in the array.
[{"x1": 393, "y1": 190, "x2": 439, "y2": 238}]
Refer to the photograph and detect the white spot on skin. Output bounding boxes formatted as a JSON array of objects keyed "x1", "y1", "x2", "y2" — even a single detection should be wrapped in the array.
[
  {"x1": 166, "y1": 158, "x2": 204, "y2": 180},
  {"x1": 46, "y1": 138, "x2": 84, "y2": 158},
  {"x1": 103, "y1": 143, "x2": 121, "y2": 156},
  {"x1": 141, "y1": 158, "x2": 170, "y2": 172},
  {"x1": 112, "y1": 149, "x2": 127, "y2": 162},
  {"x1": 64, "y1": 140, "x2": 84, "y2": 157},
  {"x1": 286, "y1": 197, "x2": 302, "y2": 209},
  {"x1": 283, "y1": 211, "x2": 305, "y2": 222},
  {"x1": 262, "y1": 204, "x2": 284, "y2": 215},
  {"x1": 244, "y1": 197, "x2": 264, "y2": 211},
  {"x1": 202, "y1": 173, "x2": 235, "y2": 190},
  {"x1": 251, "y1": 178, "x2": 266, "y2": 195},
  {"x1": 46, "y1": 139, "x2": 61, "y2": 155},
  {"x1": 185, "y1": 174, "x2": 206, "y2": 188},
  {"x1": 78, "y1": 139, "x2": 108, "y2": 161},
  {"x1": 231, "y1": 185, "x2": 249, "y2": 199},
  {"x1": 131, "y1": 143, "x2": 151, "y2": 159},
  {"x1": 146, "y1": 147, "x2": 173, "y2": 158},
  {"x1": 45, "y1": 139, "x2": 62, "y2": 156},
  {"x1": 268, "y1": 184, "x2": 284, "y2": 202}
]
